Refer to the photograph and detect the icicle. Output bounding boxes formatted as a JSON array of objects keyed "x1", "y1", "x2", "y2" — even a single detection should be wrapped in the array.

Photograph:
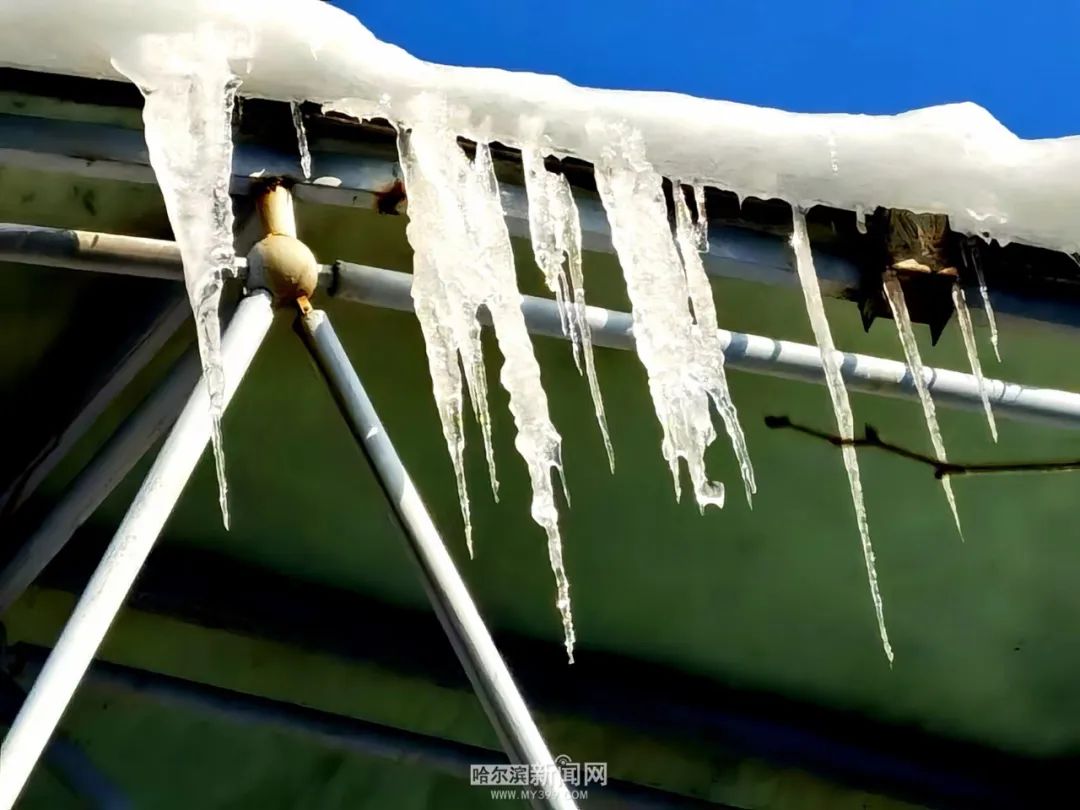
[
  {"x1": 964, "y1": 242, "x2": 1001, "y2": 361},
  {"x1": 112, "y1": 25, "x2": 250, "y2": 529},
  {"x1": 691, "y1": 183, "x2": 710, "y2": 252},
  {"x1": 290, "y1": 101, "x2": 312, "y2": 179},
  {"x1": 521, "y1": 146, "x2": 614, "y2": 471},
  {"x1": 398, "y1": 102, "x2": 574, "y2": 660},
  {"x1": 855, "y1": 204, "x2": 868, "y2": 235},
  {"x1": 790, "y1": 211, "x2": 892, "y2": 663},
  {"x1": 673, "y1": 181, "x2": 756, "y2": 504},
  {"x1": 952, "y1": 283, "x2": 999, "y2": 442},
  {"x1": 591, "y1": 126, "x2": 754, "y2": 510},
  {"x1": 882, "y1": 274, "x2": 963, "y2": 540}
]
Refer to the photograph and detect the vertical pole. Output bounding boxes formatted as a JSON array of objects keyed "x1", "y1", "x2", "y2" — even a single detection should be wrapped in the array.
[
  {"x1": 297, "y1": 306, "x2": 575, "y2": 810},
  {"x1": 0, "y1": 292, "x2": 274, "y2": 810}
]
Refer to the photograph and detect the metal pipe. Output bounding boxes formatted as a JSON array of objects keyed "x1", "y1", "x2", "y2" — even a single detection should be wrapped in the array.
[
  {"x1": 7, "y1": 643, "x2": 720, "y2": 809},
  {"x1": 5, "y1": 223, "x2": 1080, "y2": 431},
  {"x1": 297, "y1": 308, "x2": 575, "y2": 810},
  {"x1": 0, "y1": 294, "x2": 190, "y2": 518},
  {"x1": 327, "y1": 260, "x2": 1080, "y2": 432},
  {"x1": 0, "y1": 346, "x2": 200, "y2": 615},
  {"x1": 0, "y1": 223, "x2": 184, "y2": 281},
  {"x1": 0, "y1": 292, "x2": 274, "y2": 810}
]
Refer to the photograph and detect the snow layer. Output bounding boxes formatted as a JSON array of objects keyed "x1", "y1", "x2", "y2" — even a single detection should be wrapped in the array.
[{"x1": 4, "y1": 1, "x2": 1080, "y2": 254}]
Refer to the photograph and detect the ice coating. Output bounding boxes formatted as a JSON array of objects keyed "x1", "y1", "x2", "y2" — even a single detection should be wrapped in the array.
[
  {"x1": 397, "y1": 99, "x2": 575, "y2": 660},
  {"x1": 290, "y1": 101, "x2": 312, "y2": 179},
  {"x1": 882, "y1": 275, "x2": 963, "y2": 540},
  {"x1": 592, "y1": 126, "x2": 747, "y2": 510},
  {"x1": 111, "y1": 23, "x2": 251, "y2": 529},
  {"x1": 521, "y1": 147, "x2": 614, "y2": 471},
  {"x1": 791, "y1": 212, "x2": 892, "y2": 663},
  {"x1": 5, "y1": 1, "x2": 1080, "y2": 254},
  {"x1": 952, "y1": 284, "x2": 1000, "y2": 442}
]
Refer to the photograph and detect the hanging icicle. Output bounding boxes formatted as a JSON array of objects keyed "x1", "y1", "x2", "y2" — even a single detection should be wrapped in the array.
[
  {"x1": 290, "y1": 101, "x2": 312, "y2": 180},
  {"x1": 398, "y1": 98, "x2": 575, "y2": 660},
  {"x1": 791, "y1": 210, "x2": 892, "y2": 663},
  {"x1": 112, "y1": 23, "x2": 251, "y2": 530},
  {"x1": 952, "y1": 282, "x2": 999, "y2": 442},
  {"x1": 521, "y1": 146, "x2": 614, "y2": 471},
  {"x1": 591, "y1": 126, "x2": 755, "y2": 510},
  {"x1": 882, "y1": 273, "x2": 963, "y2": 540},
  {"x1": 672, "y1": 181, "x2": 756, "y2": 504},
  {"x1": 962, "y1": 241, "x2": 1001, "y2": 362}
]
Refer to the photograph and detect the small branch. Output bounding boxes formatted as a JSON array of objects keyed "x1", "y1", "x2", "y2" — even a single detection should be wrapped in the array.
[{"x1": 764, "y1": 415, "x2": 1080, "y2": 479}]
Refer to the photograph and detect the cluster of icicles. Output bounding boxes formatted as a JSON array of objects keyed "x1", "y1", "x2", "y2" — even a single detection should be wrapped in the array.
[{"x1": 126, "y1": 34, "x2": 1001, "y2": 665}]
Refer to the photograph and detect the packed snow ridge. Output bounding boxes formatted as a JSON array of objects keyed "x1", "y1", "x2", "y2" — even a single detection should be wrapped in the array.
[{"x1": 6, "y1": 0, "x2": 1070, "y2": 660}]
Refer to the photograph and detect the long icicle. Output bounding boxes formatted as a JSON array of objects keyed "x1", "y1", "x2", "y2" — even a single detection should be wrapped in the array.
[
  {"x1": 398, "y1": 106, "x2": 574, "y2": 659},
  {"x1": 112, "y1": 26, "x2": 246, "y2": 530},
  {"x1": 673, "y1": 182, "x2": 756, "y2": 504},
  {"x1": 521, "y1": 147, "x2": 614, "y2": 471},
  {"x1": 882, "y1": 273, "x2": 963, "y2": 540},
  {"x1": 964, "y1": 241, "x2": 1001, "y2": 362},
  {"x1": 791, "y1": 210, "x2": 892, "y2": 663},
  {"x1": 952, "y1": 282, "x2": 999, "y2": 442},
  {"x1": 592, "y1": 127, "x2": 737, "y2": 512},
  {"x1": 290, "y1": 101, "x2": 312, "y2": 180}
]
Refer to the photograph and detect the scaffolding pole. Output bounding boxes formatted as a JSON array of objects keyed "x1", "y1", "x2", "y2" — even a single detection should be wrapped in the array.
[
  {"x1": 3, "y1": 224, "x2": 1079, "y2": 431},
  {"x1": 0, "y1": 292, "x2": 274, "y2": 810},
  {"x1": 0, "y1": 346, "x2": 201, "y2": 615},
  {"x1": 297, "y1": 307, "x2": 575, "y2": 810}
]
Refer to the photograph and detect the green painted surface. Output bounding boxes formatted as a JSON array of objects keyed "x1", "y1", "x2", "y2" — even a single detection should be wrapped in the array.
[{"x1": 2, "y1": 96, "x2": 1078, "y2": 807}]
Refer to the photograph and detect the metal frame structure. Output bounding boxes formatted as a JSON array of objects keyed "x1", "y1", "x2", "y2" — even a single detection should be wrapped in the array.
[
  {"x1": 3, "y1": 78, "x2": 1080, "y2": 810},
  {"x1": 0, "y1": 183, "x2": 581, "y2": 808}
]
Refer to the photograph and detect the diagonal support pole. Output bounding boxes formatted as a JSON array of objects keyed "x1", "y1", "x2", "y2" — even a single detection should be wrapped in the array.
[
  {"x1": 296, "y1": 305, "x2": 576, "y2": 810},
  {"x1": 0, "y1": 293, "x2": 191, "y2": 520},
  {"x1": 0, "y1": 291, "x2": 274, "y2": 810},
  {"x1": 0, "y1": 346, "x2": 202, "y2": 616}
]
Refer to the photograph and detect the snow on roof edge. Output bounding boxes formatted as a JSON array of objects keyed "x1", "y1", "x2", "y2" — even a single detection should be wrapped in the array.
[{"x1": 2, "y1": 0, "x2": 1077, "y2": 253}]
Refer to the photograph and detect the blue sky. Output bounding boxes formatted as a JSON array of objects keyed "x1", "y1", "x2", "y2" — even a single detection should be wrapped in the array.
[{"x1": 336, "y1": 1, "x2": 1079, "y2": 139}]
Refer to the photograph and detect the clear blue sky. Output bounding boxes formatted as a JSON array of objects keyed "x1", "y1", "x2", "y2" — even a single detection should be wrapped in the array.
[{"x1": 334, "y1": 1, "x2": 1079, "y2": 139}]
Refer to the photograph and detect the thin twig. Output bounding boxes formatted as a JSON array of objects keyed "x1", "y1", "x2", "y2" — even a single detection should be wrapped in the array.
[{"x1": 764, "y1": 415, "x2": 1080, "y2": 479}]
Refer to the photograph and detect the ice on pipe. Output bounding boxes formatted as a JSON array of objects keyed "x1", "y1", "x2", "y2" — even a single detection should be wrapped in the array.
[
  {"x1": 521, "y1": 147, "x2": 614, "y2": 471},
  {"x1": 592, "y1": 126, "x2": 752, "y2": 510},
  {"x1": 791, "y1": 212, "x2": 892, "y2": 663},
  {"x1": 397, "y1": 99, "x2": 575, "y2": 660},
  {"x1": 112, "y1": 23, "x2": 251, "y2": 529},
  {"x1": 882, "y1": 274, "x2": 963, "y2": 540},
  {"x1": 952, "y1": 283, "x2": 999, "y2": 442}
]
